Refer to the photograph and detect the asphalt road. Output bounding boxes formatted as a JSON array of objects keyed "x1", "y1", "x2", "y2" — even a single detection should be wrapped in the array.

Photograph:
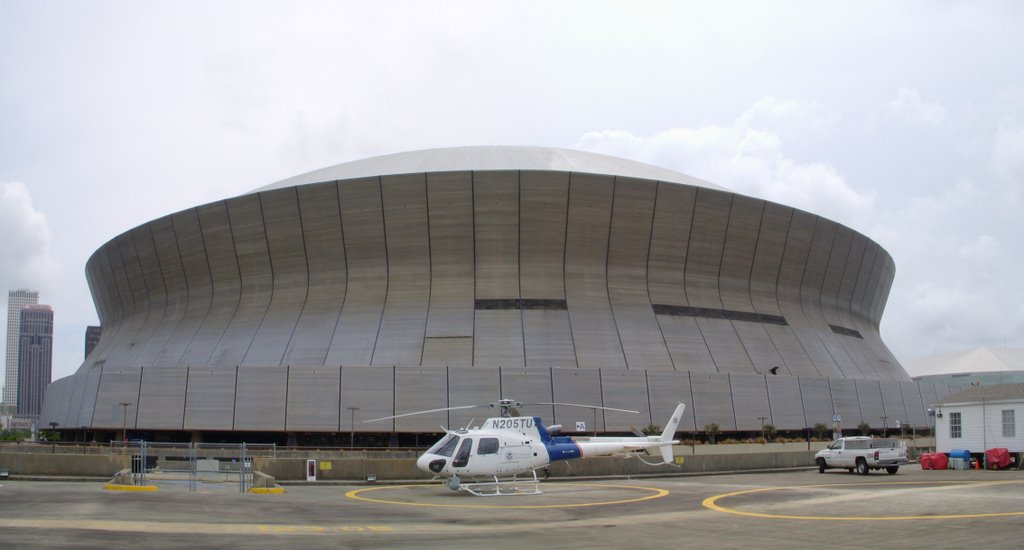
[{"x1": 1, "y1": 466, "x2": 1022, "y2": 548}]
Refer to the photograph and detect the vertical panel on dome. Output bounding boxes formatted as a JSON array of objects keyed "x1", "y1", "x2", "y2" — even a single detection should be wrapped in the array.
[
  {"x1": 374, "y1": 173, "x2": 430, "y2": 366},
  {"x1": 183, "y1": 367, "x2": 237, "y2": 430},
  {"x1": 607, "y1": 177, "x2": 673, "y2": 370},
  {"x1": 326, "y1": 177, "x2": 388, "y2": 365},
  {"x1": 855, "y1": 379, "x2": 885, "y2": 429},
  {"x1": 447, "y1": 367, "x2": 500, "y2": 430},
  {"x1": 520, "y1": 171, "x2": 576, "y2": 367},
  {"x1": 551, "y1": 368, "x2": 603, "y2": 431},
  {"x1": 499, "y1": 367, "x2": 554, "y2": 422},
  {"x1": 178, "y1": 202, "x2": 241, "y2": 367},
  {"x1": 136, "y1": 366, "x2": 188, "y2": 430},
  {"x1": 423, "y1": 171, "x2": 475, "y2": 366},
  {"x1": 286, "y1": 366, "x2": 341, "y2": 431},
  {"x1": 901, "y1": 381, "x2": 927, "y2": 427},
  {"x1": 340, "y1": 366, "x2": 395, "y2": 432},
  {"x1": 394, "y1": 368, "x2": 448, "y2": 432},
  {"x1": 102, "y1": 235, "x2": 147, "y2": 369},
  {"x1": 283, "y1": 181, "x2": 347, "y2": 366},
  {"x1": 798, "y1": 377, "x2": 834, "y2": 430},
  {"x1": 729, "y1": 373, "x2": 772, "y2": 431},
  {"x1": 880, "y1": 382, "x2": 907, "y2": 427},
  {"x1": 648, "y1": 183, "x2": 695, "y2": 307},
  {"x1": 600, "y1": 369, "x2": 652, "y2": 430},
  {"x1": 473, "y1": 171, "x2": 523, "y2": 367},
  {"x1": 646, "y1": 371, "x2": 697, "y2": 433},
  {"x1": 92, "y1": 367, "x2": 142, "y2": 428},
  {"x1": 234, "y1": 367, "x2": 287, "y2": 430},
  {"x1": 691, "y1": 372, "x2": 736, "y2": 431},
  {"x1": 657, "y1": 315, "x2": 717, "y2": 373},
  {"x1": 804, "y1": 222, "x2": 862, "y2": 379},
  {"x1": 766, "y1": 375, "x2": 806, "y2": 430},
  {"x1": 778, "y1": 212, "x2": 839, "y2": 378},
  {"x1": 564, "y1": 172, "x2": 625, "y2": 369},
  {"x1": 210, "y1": 195, "x2": 273, "y2": 367},
  {"x1": 243, "y1": 188, "x2": 307, "y2": 366},
  {"x1": 138, "y1": 217, "x2": 188, "y2": 367},
  {"x1": 121, "y1": 225, "x2": 166, "y2": 368},
  {"x1": 164, "y1": 208, "x2": 216, "y2": 367},
  {"x1": 828, "y1": 378, "x2": 862, "y2": 426}
]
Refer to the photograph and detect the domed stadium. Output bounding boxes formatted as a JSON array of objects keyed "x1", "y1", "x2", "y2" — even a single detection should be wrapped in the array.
[{"x1": 41, "y1": 146, "x2": 956, "y2": 443}]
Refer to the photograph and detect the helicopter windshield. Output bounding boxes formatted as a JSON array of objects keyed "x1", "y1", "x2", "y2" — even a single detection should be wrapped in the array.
[{"x1": 427, "y1": 434, "x2": 460, "y2": 457}]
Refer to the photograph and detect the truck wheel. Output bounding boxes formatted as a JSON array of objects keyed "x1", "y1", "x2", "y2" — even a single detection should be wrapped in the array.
[
  {"x1": 817, "y1": 458, "x2": 826, "y2": 473},
  {"x1": 856, "y1": 459, "x2": 869, "y2": 475},
  {"x1": 886, "y1": 466, "x2": 899, "y2": 475}
]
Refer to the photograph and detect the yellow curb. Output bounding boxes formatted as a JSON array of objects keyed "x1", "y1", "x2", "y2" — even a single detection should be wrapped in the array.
[
  {"x1": 103, "y1": 484, "x2": 159, "y2": 492},
  {"x1": 249, "y1": 487, "x2": 286, "y2": 494}
]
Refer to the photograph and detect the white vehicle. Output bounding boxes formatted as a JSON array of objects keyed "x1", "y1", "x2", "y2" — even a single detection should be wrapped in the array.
[
  {"x1": 815, "y1": 436, "x2": 908, "y2": 475},
  {"x1": 368, "y1": 399, "x2": 685, "y2": 496}
]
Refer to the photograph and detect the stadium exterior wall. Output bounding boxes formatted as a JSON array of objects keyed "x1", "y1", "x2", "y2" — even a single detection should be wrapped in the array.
[{"x1": 41, "y1": 152, "x2": 946, "y2": 436}]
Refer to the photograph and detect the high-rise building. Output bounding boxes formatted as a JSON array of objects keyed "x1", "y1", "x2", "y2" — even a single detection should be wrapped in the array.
[
  {"x1": 16, "y1": 304, "x2": 53, "y2": 418},
  {"x1": 4, "y1": 289, "x2": 39, "y2": 409},
  {"x1": 85, "y1": 326, "x2": 102, "y2": 359}
]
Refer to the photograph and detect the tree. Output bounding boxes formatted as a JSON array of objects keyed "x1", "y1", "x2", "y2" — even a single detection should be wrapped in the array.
[
  {"x1": 813, "y1": 423, "x2": 829, "y2": 440},
  {"x1": 641, "y1": 424, "x2": 661, "y2": 436},
  {"x1": 858, "y1": 421, "x2": 871, "y2": 436},
  {"x1": 704, "y1": 423, "x2": 720, "y2": 444},
  {"x1": 762, "y1": 423, "x2": 778, "y2": 443}
]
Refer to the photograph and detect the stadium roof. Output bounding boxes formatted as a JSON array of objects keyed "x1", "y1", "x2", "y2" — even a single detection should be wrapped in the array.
[
  {"x1": 903, "y1": 346, "x2": 1024, "y2": 377},
  {"x1": 255, "y1": 146, "x2": 725, "y2": 193},
  {"x1": 935, "y1": 382, "x2": 1024, "y2": 405}
]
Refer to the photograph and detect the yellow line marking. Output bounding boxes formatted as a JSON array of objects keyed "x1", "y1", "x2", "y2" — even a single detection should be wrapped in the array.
[
  {"x1": 103, "y1": 484, "x2": 159, "y2": 492},
  {"x1": 249, "y1": 487, "x2": 286, "y2": 494},
  {"x1": 0, "y1": 518, "x2": 392, "y2": 535},
  {"x1": 702, "y1": 480, "x2": 1024, "y2": 521},
  {"x1": 346, "y1": 483, "x2": 669, "y2": 509}
]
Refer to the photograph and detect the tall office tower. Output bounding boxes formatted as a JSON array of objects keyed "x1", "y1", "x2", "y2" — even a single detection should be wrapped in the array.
[
  {"x1": 17, "y1": 304, "x2": 53, "y2": 418},
  {"x1": 85, "y1": 326, "x2": 102, "y2": 358},
  {"x1": 4, "y1": 289, "x2": 39, "y2": 408}
]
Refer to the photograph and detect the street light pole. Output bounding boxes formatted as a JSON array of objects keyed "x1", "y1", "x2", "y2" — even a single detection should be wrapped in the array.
[
  {"x1": 757, "y1": 417, "x2": 768, "y2": 441},
  {"x1": 880, "y1": 415, "x2": 888, "y2": 438},
  {"x1": 119, "y1": 402, "x2": 131, "y2": 443},
  {"x1": 347, "y1": 407, "x2": 360, "y2": 449}
]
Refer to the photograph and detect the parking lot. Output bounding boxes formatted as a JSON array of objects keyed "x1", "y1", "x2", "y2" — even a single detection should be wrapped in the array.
[{"x1": 1, "y1": 466, "x2": 1022, "y2": 548}]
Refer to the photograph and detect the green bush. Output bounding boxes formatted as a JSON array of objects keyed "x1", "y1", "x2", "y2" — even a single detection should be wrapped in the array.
[
  {"x1": 703, "y1": 423, "x2": 720, "y2": 444},
  {"x1": 762, "y1": 423, "x2": 778, "y2": 442},
  {"x1": 857, "y1": 421, "x2": 871, "y2": 436},
  {"x1": 813, "y1": 423, "x2": 829, "y2": 440}
]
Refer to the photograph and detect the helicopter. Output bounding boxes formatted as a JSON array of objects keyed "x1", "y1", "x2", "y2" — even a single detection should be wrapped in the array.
[{"x1": 366, "y1": 399, "x2": 686, "y2": 496}]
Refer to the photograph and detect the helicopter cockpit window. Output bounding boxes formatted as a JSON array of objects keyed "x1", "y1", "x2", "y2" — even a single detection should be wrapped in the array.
[
  {"x1": 452, "y1": 438, "x2": 473, "y2": 468},
  {"x1": 429, "y1": 434, "x2": 460, "y2": 457},
  {"x1": 477, "y1": 437, "x2": 499, "y2": 455}
]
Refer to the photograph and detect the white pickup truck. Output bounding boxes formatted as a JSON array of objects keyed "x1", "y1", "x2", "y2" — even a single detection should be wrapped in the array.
[{"x1": 814, "y1": 436, "x2": 908, "y2": 475}]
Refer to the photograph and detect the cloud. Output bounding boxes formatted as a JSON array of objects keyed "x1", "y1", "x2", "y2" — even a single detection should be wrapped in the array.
[
  {"x1": 577, "y1": 98, "x2": 875, "y2": 229},
  {"x1": 0, "y1": 181, "x2": 58, "y2": 294},
  {"x1": 887, "y1": 87, "x2": 947, "y2": 127},
  {"x1": 991, "y1": 124, "x2": 1024, "y2": 205}
]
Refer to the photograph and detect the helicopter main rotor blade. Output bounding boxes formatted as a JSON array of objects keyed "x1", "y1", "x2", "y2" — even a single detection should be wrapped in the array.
[
  {"x1": 362, "y1": 403, "x2": 485, "y2": 423},
  {"x1": 523, "y1": 402, "x2": 640, "y2": 414}
]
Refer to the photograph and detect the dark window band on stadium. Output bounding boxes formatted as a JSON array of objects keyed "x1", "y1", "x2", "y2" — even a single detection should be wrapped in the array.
[
  {"x1": 474, "y1": 299, "x2": 568, "y2": 311},
  {"x1": 651, "y1": 304, "x2": 788, "y2": 326},
  {"x1": 829, "y1": 324, "x2": 863, "y2": 339}
]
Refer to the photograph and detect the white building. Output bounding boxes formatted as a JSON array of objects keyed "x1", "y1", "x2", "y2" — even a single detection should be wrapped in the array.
[
  {"x1": 4, "y1": 289, "x2": 39, "y2": 410},
  {"x1": 932, "y1": 383, "x2": 1024, "y2": 454}
]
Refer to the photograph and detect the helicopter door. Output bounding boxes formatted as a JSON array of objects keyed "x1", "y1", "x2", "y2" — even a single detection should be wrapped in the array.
[
  {"x1": 452, "y1": 438, "x2": 473, "y2": 468},
  {"x1": 471, "y1": 437, "x2": 501, "y2": 474}
]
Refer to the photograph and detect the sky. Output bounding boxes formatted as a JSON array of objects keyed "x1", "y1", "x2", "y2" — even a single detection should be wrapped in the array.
[{"x1": 1, "y1": 1, "x2": 1022, "y2": 383}]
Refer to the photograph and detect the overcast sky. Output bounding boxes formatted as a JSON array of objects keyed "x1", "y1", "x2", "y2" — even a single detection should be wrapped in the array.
[{"x1": 1, "y1": 1, "x2": 1022, "y2": 382}]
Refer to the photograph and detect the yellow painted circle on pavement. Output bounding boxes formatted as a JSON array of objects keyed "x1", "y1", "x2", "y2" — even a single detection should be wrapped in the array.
[
  {"x1": 346, "y1": 483, "x2": 668, "y2": 509},
  {"x1": 702, "y1": 480, "x2": 1024, "y2": 521}
]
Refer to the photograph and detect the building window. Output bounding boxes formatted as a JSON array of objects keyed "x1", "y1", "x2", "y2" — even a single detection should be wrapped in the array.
[
  {"x1": 950, "y1": 412, "x2": 962, "y2": 439},
  {"x1": 1003, "y1": 410, "x2": 1015, "y2": 438}
]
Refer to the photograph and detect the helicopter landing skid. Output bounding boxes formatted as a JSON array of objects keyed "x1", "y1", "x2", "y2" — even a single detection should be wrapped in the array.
[{"x1": 458, "y1": 471, "x2": 542, "y2": 496}]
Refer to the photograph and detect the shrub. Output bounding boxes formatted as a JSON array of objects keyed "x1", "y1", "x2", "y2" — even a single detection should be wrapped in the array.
[
  {"x1": 762, "y1": 423, "x2": 778, "y2": 443},
  {"x1": 813, "y1": 423, "x2": 829, "y2": 440},
  {"x1": 704, "y1": 423, "x2": 720, "y2": 444},
  {"x1": 857, "y1": 421, "x2": 871, "y2": 436}
]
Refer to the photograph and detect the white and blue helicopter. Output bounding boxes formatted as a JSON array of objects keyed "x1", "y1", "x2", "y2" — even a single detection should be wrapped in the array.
[{"x1": 367, "y1": 399, "x2": 686, "y2": 496}]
